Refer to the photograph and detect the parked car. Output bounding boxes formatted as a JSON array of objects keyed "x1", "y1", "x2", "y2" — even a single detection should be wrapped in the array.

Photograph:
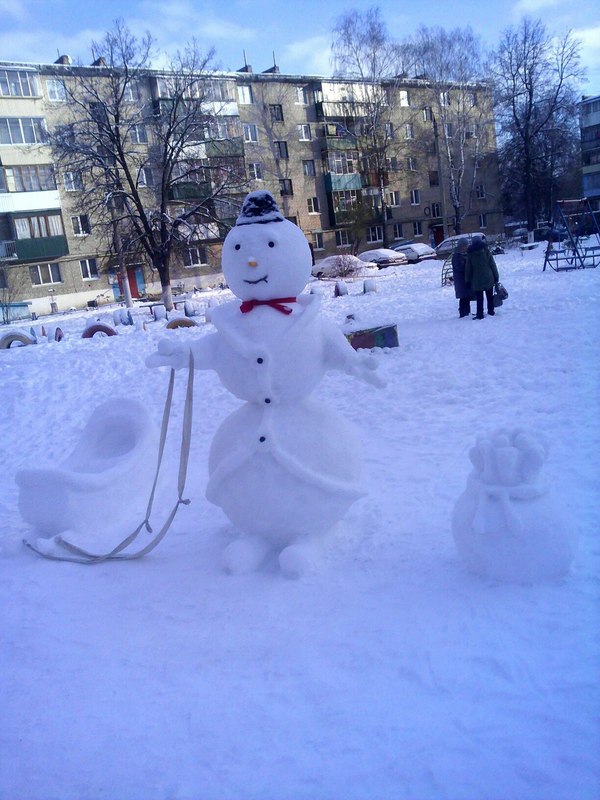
[
  {"x1": 391, "y1": 242, "x2": 438, "y2": 263},
  {"x1": 311, "y1": 254, "x2": 375, "y2": 278},
  {"x1": 357, "y1": 248, "x2": 409, "y2": 268},
  {"x1": 435, "y1": 232, "x2": 486, "y2": 259}
]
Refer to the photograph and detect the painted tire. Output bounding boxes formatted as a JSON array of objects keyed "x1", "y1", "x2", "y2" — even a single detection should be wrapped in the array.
[
  {"x1": 166, "y1": 317, "x2": 197, "y2": 329},
  {"x1": 81, "y1": 323, "x2": 118, "y2": 339},
  {"x1": 0, "y1": 332, "x2": 35, "y2": 349}
]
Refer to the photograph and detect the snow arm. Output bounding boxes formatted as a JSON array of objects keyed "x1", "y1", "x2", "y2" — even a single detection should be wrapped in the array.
[
  {"x1": 322, "y1": 320, "x2": 386, "y2": 388},
  {"x1": 145, "y1": 332, "x2": 219, "y2": 371}
]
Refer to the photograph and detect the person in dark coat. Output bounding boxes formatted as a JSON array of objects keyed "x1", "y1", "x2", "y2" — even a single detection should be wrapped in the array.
[
  {"x1": 465, "y1": 237, "x2": 500, "y2": 319},
  {"x1": 451, "y1": 238, "x2": 471, "y2": 318}
]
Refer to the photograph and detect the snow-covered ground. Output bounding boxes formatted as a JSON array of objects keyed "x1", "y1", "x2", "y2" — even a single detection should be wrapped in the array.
[{"x1": 1, "y1": 243, "x2": 598, "y2": 800}]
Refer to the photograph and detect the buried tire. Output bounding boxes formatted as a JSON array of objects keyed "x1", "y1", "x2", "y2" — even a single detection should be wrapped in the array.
[{"x1": 81, "y1": 323, "x2": 118, "y2": 339}]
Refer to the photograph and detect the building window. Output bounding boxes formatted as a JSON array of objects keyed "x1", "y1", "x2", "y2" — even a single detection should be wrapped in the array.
[
  {"x1": 298, "y1": 124, "x2": 312, "y2": 141},
  {"x1": 279, "y1": 179, "x2": 293, "y2": 196},
  {"x1": 208, "y1": 121, "x2": 228, "y2": 140},
  {"x1": 336, "y1": 230, "x2": 352, "y2": 247},
  {"x1": 444, "y1": 122, "x2": 454, "y2": 138},
  {"x1": 80, "y1": 258, "x2": 99, "y2": 280},
  {"x1": 431, "y1": 202, "x2": 441, "y2": 218},
  {"x1": 130, "y1": 124, "x2": 148, "y2": 144},
  {"x1": 387, "y1": 156, "x2": 399, "y2": 172},
  {"x1": 410, "y1": 189, "x2": 420, "y2": 206},
  {"x1": 123, "y1": 81, "x2": 140, "y2": 102},
  {"x1": 237, "y1": 85, "x2": 253, "y2": 104},
  {"x1": 312, "y1": 232, "x2": 324, "y2": 250},
  {"x1": 303, "y1": 159, "x2": 316, "y2": 177},
  {"x1": 327, "y1": 150, "x2": 357, "y2": 175},
  {"x1": 0, "y1": 69, "x2": 39, "y2": 97},
  {"x1": 399, "y1": 90, "x2": 410, "y2": 107},
  {"x1": 393, "y1": 223, "x2": 403, "y2": 240},
  {"x1": 332, "y1": 190, "x2": 359, "y2": 212},
  {"x1": 243, "y1": 123, "x2": 258, "y2": 143},
  {"x1": 14, "y1": 213, "x2": 63, "y2": 239},
  {"x1": 307, "y1": 197, "x2": 320, "y2": 214},
  {"x1": 184, "y1": 246, "x2": 207, "y2": 267},
  {"x1": 274, "y1": 140, "x2": 288, "y2": 159},
  {"x1": 479, "y1": 213, "x2": 487, "y2": 229},
  {"x1": 295, "y1": 86, "x2": 309, "y2": 104},
  {"x1": 440, "y1": 91, "x2": 451, "y2": 107},
  {"x1": 407, "y1": 157, "x2": 417, "y2": 171},
  {"x1": 413, "y1": 221, "x2": 423, "y2": 236},
  {"x1": 138, "y1": 167, "x2": 155, "y2": 187},
  {"x1": 0, "y1": 117, "x2": 46, "y2": 145},
  {"x1": 469, "y1": 92, "x2": 478, "y2": 108},
  {"x1": 270, "y1": 104, "x2": 284, "y2": 122},
  {"x1": 2, "y1": 164, "x2": 56, "y2": 192},
  {"x1": 367, "y1": 226, "x2": 383, "y2": 243},
  {"x1": 387, "y1": 190, "x2": 401, "y2": 207},
  {"x1": 46, "y1": 79, "x2": 67, "y2": 102},
  {"x1": 385, "y1": 122, "x2": 394, "y2": 139},
  {"x1": 423, "y1": 106, "x2": 433, "y2": 122},
  {"x1": 29, "y1": 262, "x2": 62, "y2": 286},
  {"x1": 63, "y1": 171, "x2": 83, "y2": 192},
  {"x1": 405, "y1": 123, "x2": 414, "y2": 139},
  {"x1": 248, "y1": 162, "x2": 263, "y2": 180},
  {"x1": 429, "y1": 170, "x2": 439, "y2": 187},
  {"x1": 71, "y1": 214, "x2": 91, "y2": 236},
  {"x1": 476, "y1": 184, "x2": 486, "y2": 199}
]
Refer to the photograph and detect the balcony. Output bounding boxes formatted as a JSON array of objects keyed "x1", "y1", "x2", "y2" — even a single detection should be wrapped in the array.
[
  {"x1": 168, "y1": 181, "x2": 212, "y2": 202},
  {"x1": 205, "y1": 136, "x2": 244, "y2": 158},
  {"x1": 13, "y1": 236, "x2": 69, "y2": 262},
  {"x1": 320, "y1": 134, "x2": 357, "y2": 151},
  {"x1": 324, "y1": 173, "x2": 362, "y2": 192},
  {"x1": 361, "y1": 171, "x2": 389, "y2": 188}
]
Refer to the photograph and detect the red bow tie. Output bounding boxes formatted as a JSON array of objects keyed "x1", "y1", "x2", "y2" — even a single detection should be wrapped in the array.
[{"x1": 239, "y1": 297, "x2": 297, "y2": 315}]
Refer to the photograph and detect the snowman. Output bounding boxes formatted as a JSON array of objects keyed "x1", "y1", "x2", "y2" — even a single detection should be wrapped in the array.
[{"x1": 147, "y1": 191, "x2": 383, "y2": 576}]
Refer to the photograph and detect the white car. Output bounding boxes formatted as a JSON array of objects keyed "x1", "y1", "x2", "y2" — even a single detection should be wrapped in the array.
[
  {"x1": 357, "y1": 248, "x2": 409, "y2": 268},
  {"x1": 435, "y1": 232, "x2": 486, "y2": 259},
  {"x1": 311, "y1": 254, "x2": 375, "y2": 278},
  {"x1": 391, "y1": 242, "x2": 438, "y2": 263}
]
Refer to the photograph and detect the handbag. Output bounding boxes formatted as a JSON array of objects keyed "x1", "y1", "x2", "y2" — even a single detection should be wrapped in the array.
[{"x1": 493, "y1": 282, "x2": 508, "y2": 307}]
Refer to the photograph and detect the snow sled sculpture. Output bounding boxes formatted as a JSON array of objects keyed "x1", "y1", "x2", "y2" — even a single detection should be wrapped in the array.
[
  {"x1": 147, "y1": 190, "x2": 384, "y2": 576},
  {"x1": 17, "y1": 399, "x2": 157, "y2": 540},
  {"x1": 452, "y1": 429, "x2": 575, "y2": 584}
]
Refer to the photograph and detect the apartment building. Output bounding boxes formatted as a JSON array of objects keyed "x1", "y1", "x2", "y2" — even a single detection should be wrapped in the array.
[
  {"x1": 580, "y1": 95, "x2": 600, "y2": 211},
  {"x1": 0, "y1": 59, "x2": 503, "y2": 319}
]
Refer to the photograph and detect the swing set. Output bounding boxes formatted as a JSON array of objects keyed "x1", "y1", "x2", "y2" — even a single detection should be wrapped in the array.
[{"x1": 543, "y1": 198, "x2": 600, "y2": 271}]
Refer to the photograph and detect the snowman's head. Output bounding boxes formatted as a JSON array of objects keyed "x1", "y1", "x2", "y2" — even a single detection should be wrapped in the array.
[{"x1": 222, "y1": 191, "x2": 312, "y2": 301}]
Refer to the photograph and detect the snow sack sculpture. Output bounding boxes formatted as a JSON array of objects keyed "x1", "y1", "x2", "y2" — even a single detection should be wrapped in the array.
[
  {"x1": 147, "y1": 190, "x2": 383, "y2": 576},
  {"x1": 452, "y1": 429, "x2": 575, "y2": 584},
  {"x1": 17, "y1": 399, "x2": 157, "y2": 541}
]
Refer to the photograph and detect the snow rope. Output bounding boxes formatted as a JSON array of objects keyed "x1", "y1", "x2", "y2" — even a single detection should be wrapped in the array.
[{"x1": 24, "y1": 351, "x2": 195, "y2": 564}]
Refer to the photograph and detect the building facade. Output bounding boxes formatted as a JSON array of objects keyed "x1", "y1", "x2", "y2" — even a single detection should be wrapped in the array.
[
  {"x1": 0, "y1": 59, "x2": 503, "y2": 319},
  {"x1": 579, "y1": 95, "x2": 600, "y2": 211}
]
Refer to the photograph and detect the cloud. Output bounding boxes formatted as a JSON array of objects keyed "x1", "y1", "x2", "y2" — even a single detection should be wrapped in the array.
[
  {"x1": 511, "y1": 0, "x2": 565, "y2": 16},
  {"x1": 0, "y1": 26, "x2": 106, "y2": 64},
  {"x1": 0, "y1": 0, "x2": 29, "y2": 21},
  {"x1": 282, "y1": 35, "x2": 332, "y2": 76},
  {"x1": 574, "y1": 23, "x2": 600, "y2": 95}
]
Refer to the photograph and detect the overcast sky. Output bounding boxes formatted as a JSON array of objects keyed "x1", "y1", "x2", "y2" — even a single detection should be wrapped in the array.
[{"x1": 1, "y1": 0, "x2": 599, "y2": 96}]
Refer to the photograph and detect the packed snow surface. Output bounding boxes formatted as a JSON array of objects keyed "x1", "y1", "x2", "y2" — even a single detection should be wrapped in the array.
[{"x1": 0, "y1": 245, "x2": 598, "y2": 800}]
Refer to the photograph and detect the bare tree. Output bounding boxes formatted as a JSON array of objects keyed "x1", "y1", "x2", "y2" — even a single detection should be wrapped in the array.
[
  {"x1": 49, "y1": 20, "x2": 246, "y2": 310},
  {"x1": 331, "y1": 7, "x2": 408, "y2": 247},
  {"x1": 403, "y1": 26, "x2": 493, "y2": 235},
  {"x1": 489, "y1": 18, "x2": 584, "y2": 231},
  {"x1": 0, "y1": 264, "x2": 30, "y2": 325}
]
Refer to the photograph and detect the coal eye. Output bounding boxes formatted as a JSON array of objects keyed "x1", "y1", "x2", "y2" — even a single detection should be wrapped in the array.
[
  {"x1": 234, "y1": 244, "x2": 241, "y2": 250},
  {"x1": 268, "y1": 241, "x2": 275, "y2": 248}
]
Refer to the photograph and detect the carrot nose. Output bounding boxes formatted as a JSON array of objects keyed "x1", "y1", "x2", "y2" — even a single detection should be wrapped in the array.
[{"x1": 247, "y1": 259, "x2": 258, "y2": 267}]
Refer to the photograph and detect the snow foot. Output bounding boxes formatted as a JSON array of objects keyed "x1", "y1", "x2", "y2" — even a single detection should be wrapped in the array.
[{"x1": 222, "y1": 536, "x2": 269, "y2": 575}]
